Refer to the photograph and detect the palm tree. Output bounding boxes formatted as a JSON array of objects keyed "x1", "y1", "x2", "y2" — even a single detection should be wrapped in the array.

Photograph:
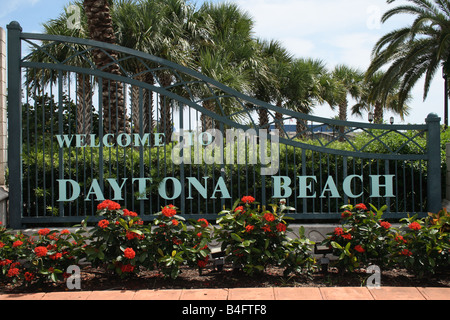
[
  {"x1": 353, "y1": 71, "x2": 411, "y2": 123},
  {"x1": 284, "y1": 58, "x2": 328, "y2": 137},
  {"x1": 253, "y1": 39, "x2": 293, "y2": 131},
  {"x1": 194, "y1": 2, "x2": 257, "y2": 131},
  {"x1": 26, "y1": 2, "x2": 94, "y2": 141},
  {"x1": 112, "y1": 0, "x2": 162, "y2": 136},
  {"x1": 330, "y1": 64, "x2": 364, "y2": 139},
  {"x1": 83, "y1": 0, "x2": 126, "y2": 134},
  {"x1": 367, "y1": 0, "x2": 450, "y2": 126}
]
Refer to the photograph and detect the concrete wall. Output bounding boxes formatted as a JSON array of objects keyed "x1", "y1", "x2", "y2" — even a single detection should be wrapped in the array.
[
  {"x1": 0, "y1": 28, "x2": 6, "y2": 186},
  {"x1": 0, "y1": 27, "x2": 8, "y2": 226}
]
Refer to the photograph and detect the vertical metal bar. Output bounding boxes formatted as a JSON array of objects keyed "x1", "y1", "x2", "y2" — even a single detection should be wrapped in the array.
[
  {"x1": 426, "y1": 113, "x2": 441, "y2": 214},
  {"x1": 302, "y1": 148, "x2": 306, "y2": 214},
  {"x1": 343, "y1": 156, "x2": 348, "y2": 205},
  {"x1": 385, "y1": 159, "x2": 390, "y2": 213},
  {"x1": 7, "y1": 22, "x2": 23, "y2": 228},
  {"x1": 58, "y1": 70, "x2": 64, "y2": 217},
  {"x1": 179, "y1": 101, "x2": 185, "y2": 215},
  {"x1": 139, "y1": 87, "x2": 145, "y2": 215}
]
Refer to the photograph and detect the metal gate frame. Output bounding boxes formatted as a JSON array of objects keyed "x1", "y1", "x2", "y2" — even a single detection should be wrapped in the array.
[{"x1": 6, "y1": 21, "x2": 441, "y2": 228}]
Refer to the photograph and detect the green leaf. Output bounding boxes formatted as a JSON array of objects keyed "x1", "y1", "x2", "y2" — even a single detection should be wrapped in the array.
[
  {"x1": 231, "y1": 233, "x2": 242, "y2": 242},
  {"x1": 331, "y1": 241, "x2": 342, "y2": 250},
  {"x1": 157, "y1": 248, "x2": 164, "y2": 257}
]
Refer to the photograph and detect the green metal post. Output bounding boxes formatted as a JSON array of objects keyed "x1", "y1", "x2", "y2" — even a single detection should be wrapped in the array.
[
  {"x1": 426, "y1": 113, "x2": 441, "y2": 214},
  {"x1": 7, "y1": 21, "x2": 23, "y2": 228}
]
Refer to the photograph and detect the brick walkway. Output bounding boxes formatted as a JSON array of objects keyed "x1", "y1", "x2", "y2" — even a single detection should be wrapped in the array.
[{"x1": 0, "y1": 287, "x2": 449, "y2": 300}]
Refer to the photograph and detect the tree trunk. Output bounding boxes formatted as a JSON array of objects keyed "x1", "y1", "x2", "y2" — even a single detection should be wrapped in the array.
[
  {"x1": 201, "y1": 100, "x2": 214, "y2": 132},
  {"x1": 258, "y1": 108, "x2": 269, "y2": 129},
  {"x1": 158, "y1": 73, "x2": 173, "y2": 143},
  {"x1": 131, "y1": 73, "x2": 154, "y2": 135},
  {"x1": 275, "y1": 100, "x2": 285, "y2": 138},
  {"x1": 76, "y1": 74, "x2": 92, "y2": 144},
  {"x1": 374, "y1": 101, "x2": 383, "y2": 124},
  {"x1": 296, "y1": 118, "x2": 307, "y2": 139},
  {"x1": 338, "y1": 100, "x2": 347, "y2": 142},
  {"x1": 83, "y1": 0, "x2": 126, "y2": 134}
]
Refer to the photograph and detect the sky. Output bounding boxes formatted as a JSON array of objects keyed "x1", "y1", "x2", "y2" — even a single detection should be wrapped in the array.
[{"x1": 0, "y1": 0, "x2": 445, "y2": 125}]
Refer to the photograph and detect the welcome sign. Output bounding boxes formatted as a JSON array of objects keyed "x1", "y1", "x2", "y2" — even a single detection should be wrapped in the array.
[{"x1": 55, "y1": 129, "x2": 396, "y2": 203}]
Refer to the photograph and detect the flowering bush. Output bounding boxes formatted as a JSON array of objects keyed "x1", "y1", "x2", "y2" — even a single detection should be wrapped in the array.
[
  {"x1": 184, "y1": 218, "x2": 213, "y2": 273},
  {"x1": 1, "y1": 198, "x2": 449, "y2": 289},
  {"x1": 215, "y1": 196, "x2": 314, "y2": 276},
  {"x1": 81, "y1": 200, "x2": 149, "y2": 278},
  {"x1": 322, "y1": 203, "x2": 395, "y2": 272},
  {"x1": 392, "y1": 214, "x2": 450, "y2": 277},
  {"x1": 0, "y1": 222, "x2": 84, "y2": 286},
  {"x1": 149, "y1": 204, "x2": 190, "y2": 279}
]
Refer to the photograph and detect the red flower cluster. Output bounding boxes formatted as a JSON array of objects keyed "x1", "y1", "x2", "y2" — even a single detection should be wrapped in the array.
[
  {"x1": 162, "y1": 204, "x2": 177, "y2": 218},
  {"x1": 334, "y1": 227, "x2": 344, "y2": 236},
  {"x1": 334, "y1": 227, "x2": 351, "y2": 239},
  {"x1": 12, "y1": 240, "x2": 23, "y2": 248},
  {"x1": 126, "y1": 231, "x2": 144, "y2": 240},
  {"x1": 245, "y1": 225, "x2": 255, "y2": 233},
  {"x1": 234, "y1": 206, "x2": 244, "y2": 213},
  {"x1": 241, "y1": 196, "x2": 255, "y2": 204},
  {"x1": 263, "y1": 212, "x2": 275, "y2": 222},
  {"x1": 380, "y1": 221, "x2": 391, "y2": 229},
  {"x1": 34, "y1": 246, "x2": 48, "y2": 257},
  {"x1": 395, "y1": 235, "x2": 407, "y2": 243},
  {"x1": 262, "y1": 224, "x2": 271, "y2": 232},
  {"x1": 197, "y1": 256, "x2": 209, "y2": 268},
  {"x1": 38, "y1": 228, "x2": 50, "y2": 236},
  {"x1": 354, "y1": 245, "x2": 365, "y2": 253},
  {"x1": 198, "y1": 218, "x2": 209, "y2": 228},
  {"x1": 97, "y1": 200, "x2": 121, "y2": 211},
  {"x1": 401, "y1": 249, "x2": 413, "y2": 256},
  {"x1": 123, "y1": 209, "x2": 138, "y2": 217},
  {"x1": 98, "y1": 219, "x2": 109, "y2": 229},
  {"x1": 408, "y1": 222, "x2": 421, "y2": 231},
  {"x1": 341, "y1": 210, "x2": 352, "y2": 218},
  {"x1": 123, "y1": 248, "x2": 136, "y2": 259},
  {"x1": 120, "y1": 263, "x2": 135, "y2": 273},
  {"x1": 276, "y1": 223, "x2": 286, "y2": 232},
  {"x1": 354, "y1": 203, "x2": 367, "y2": 211},
  {"x1": 7, "y1": 267, "x2": 20, "y2": 278},
  {"x1": 24, "y1": 272, "x2": 34, "y2": 282}
]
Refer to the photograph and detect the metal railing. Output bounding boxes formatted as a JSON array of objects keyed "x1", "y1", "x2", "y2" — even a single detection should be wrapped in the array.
[{"x1": 6, "y1": 21, "x2": 441, "y2": 228}]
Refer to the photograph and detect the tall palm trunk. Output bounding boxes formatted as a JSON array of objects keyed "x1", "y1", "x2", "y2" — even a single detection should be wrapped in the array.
[
  {"x1": 83, "y1": 0, "x2": 126, "y2": 134},
  {"x1": 338, "y1": 100, "x2": 347, "y2": 142},
  {"x1": 131, "y1": 73, "x2": 154, "y2": 136},
  {"x1": 158, "y1": 73, "x2": 173, "y2": 144},
  {"x1": 258, "y1": 108, "x2": 269, "y2": 129},
  {"x1": 374, "y1": 101, "x2": 383, "y2": 124},
  {"x1": 274, "y1": 100, "x2": 285, "y2": 138},
  {"x1": 296, "y1": 118, "x2": 307, "y2": 139},
  {"x1": 201, "y1": 100, "x2": 215, "y2": 132},
  {"x1": 76, "y1": 74, "x2": 93, "y2": 143}
]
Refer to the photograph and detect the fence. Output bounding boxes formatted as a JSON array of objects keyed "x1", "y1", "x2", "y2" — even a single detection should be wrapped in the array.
[{"x1": 6, "y1": 21, "x2": 442, "y2": 228}]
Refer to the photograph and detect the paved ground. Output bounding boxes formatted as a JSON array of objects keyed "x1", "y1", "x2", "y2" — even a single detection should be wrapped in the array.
[{"x1": 0, "y1": 286, "x2": 449, "y2": 300}]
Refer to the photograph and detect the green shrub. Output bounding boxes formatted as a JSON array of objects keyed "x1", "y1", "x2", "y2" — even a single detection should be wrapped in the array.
[
  {"x1": 215, "y1": 197, "x2": 315, "y2": 276},
  {"x1": 392, "y1": 214, "x2": 450, "y2": 277},
  {"x1": 322, "y1": 203, "x2": 395, "y2": 272},
  {"x1": 81, "y1": 200, "x2": 150, "y2": 278}
]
